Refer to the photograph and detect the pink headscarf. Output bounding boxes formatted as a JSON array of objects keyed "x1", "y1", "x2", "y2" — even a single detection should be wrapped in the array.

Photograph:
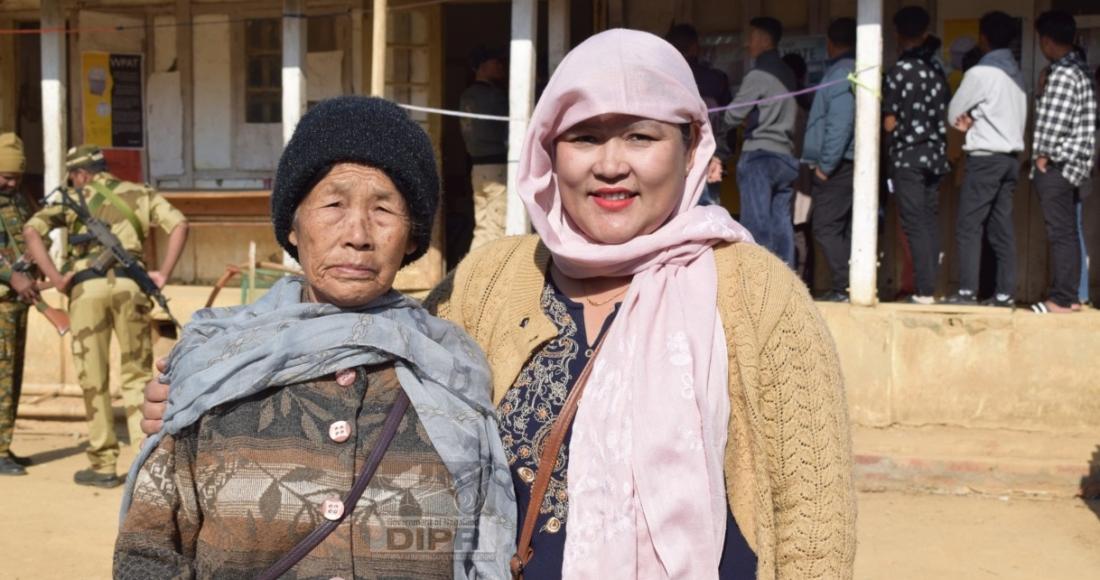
[{"x1": 517, "y1": 29, "x2": 754, "y2": 578}]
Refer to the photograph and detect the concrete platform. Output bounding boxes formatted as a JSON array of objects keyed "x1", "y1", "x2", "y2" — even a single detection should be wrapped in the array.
[
  {"x1": 819, "y1": 302, "x2": 1100, "y2": 434},
  {"x1": 15, "y1": 288, "x2": 1100, "y2": 498}
]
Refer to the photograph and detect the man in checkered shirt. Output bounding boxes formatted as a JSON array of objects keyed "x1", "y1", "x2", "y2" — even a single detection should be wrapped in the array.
[{"x1": 1031, "y1": 11, "x2": 1097, "y2": 313}]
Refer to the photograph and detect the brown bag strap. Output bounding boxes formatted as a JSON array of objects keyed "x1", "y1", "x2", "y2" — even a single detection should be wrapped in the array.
[
  {"x1": 258, "y1": 388, "x2": 410, "y2": 580},
  {"x1": 510, "y1": 339, "x2": 606, "y2": 580}
]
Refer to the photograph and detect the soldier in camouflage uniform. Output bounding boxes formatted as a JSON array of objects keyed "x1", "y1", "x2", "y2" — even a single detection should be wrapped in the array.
[
  {"x1": 23, "y1": 145, "x2": 189, "y2": 488},
  {"x1": 0, "y1": 134, "x2": 41, "y2": 476}
]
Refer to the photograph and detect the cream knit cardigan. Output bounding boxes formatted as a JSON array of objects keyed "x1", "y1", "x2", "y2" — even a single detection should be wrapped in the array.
[{"x1": 426, "y1": 235, "x2": 857, "y2": 579}]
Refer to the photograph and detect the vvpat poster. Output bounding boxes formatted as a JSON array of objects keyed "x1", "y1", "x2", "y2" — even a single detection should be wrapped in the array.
[
  {"x1": 81, "y1": 52, "x2": 144, "y2": 149},
  {"x1": 81, "y1": 52, "x2": 112, "y2": 147}
]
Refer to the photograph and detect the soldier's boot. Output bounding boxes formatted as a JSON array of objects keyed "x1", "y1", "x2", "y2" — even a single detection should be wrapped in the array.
[
  {"x1": 0, "y1": 455, "x2": 26, "y2": 475},
  {"x1": 73, "y1": 468, "x2": 121, "y2": 488}
]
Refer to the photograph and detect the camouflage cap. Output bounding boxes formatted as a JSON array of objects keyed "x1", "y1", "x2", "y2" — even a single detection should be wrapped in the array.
[
  {"x1": 66, "y1": 144, "x2": 106, "y2": 172},
  {"x1": 0, "y1": 133, "x2": 26, "y2": 174}
]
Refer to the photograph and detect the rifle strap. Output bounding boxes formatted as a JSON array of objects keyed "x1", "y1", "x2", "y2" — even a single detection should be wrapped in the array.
[{"x1": 87, "y1": 181, "x2": 145, "y2": 245}]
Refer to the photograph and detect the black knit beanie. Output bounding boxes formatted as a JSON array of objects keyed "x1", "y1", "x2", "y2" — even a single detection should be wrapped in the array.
[{"x1": 271, "y1": 96, "x2": 439, "y2": 265}]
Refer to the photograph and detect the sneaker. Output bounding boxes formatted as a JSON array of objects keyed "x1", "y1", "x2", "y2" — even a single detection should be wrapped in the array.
[
  {"x1": 980, "y1": 295, "x2": 1015, "y2": 308},
  {"x1": 73, "y1": 468, "x2": 122, "y2": 488},
  {"x1": 943, "y1": 292, "x2": 977, "y2": 306},
  {"x1": 0, "y1": 456, "x2": 26, "y2": 476},
  {"x1": 818, "y1": 290, "x2": 850, "y2": 303},
  {"x1": 903, "y1": 295, "x2": 936, "y2": 305}
]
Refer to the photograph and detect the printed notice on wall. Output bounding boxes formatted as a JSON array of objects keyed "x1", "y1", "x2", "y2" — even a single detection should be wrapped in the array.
[{"x1": 81, "y1": 52, "x2": 144, "y2": 149}]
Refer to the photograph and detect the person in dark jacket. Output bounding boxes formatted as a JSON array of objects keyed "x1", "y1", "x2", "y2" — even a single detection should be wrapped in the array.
[
  {"x1": 667, "y1": 23, "x2": 733, "y2": 207},
  {"x1": 460, "y1": 47, "x2": 510, "y2": 251}
]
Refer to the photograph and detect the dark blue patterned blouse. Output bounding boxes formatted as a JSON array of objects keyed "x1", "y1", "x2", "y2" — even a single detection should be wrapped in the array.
[{"x1": 496, "y1": 278, "x2": 757, "y2": 579}]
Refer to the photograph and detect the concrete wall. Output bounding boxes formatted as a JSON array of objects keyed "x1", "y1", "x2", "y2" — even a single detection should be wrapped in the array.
[
  {"x1": 193, "y1": 14, "x2": 233, "y2": 171},
  {"x1": 821, "y1": 303, "x2": 1100, "y2": 435},
  {"x1": 23, "y1": 285, "x2": 244, "y2": 394},
  {"x1": 152, "y1": 223, "x2": 282, "y2": 284},
  {"x1": 22, "y1": 291, "x2": 1099, "y2": 435}
]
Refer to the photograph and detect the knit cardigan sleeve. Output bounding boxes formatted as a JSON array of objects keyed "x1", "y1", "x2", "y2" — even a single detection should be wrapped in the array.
[{"x1": 720, "y1": 243, "x2": 857, "y2": 579}]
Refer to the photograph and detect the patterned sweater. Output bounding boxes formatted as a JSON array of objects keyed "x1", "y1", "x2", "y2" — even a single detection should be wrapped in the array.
[
  {"x1": 426, "y1": 236, "x2": 857, "y2": 579},
  {"x1": 115, "y1": 365, "x2": 459, "y2": 580}
]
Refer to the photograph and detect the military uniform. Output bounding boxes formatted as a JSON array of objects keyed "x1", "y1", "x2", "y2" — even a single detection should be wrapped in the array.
[
  {"x1": 26, "y1": 148, "x2": 185, "y2": 478},
  {"x1": 0, "y1": 133, "x2": 31, "y2": 473}
]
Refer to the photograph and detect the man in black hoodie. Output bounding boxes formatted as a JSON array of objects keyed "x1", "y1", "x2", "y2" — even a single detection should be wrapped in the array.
[{"x1": 883, "y1": 6, "x2": 951, "y2": 304}]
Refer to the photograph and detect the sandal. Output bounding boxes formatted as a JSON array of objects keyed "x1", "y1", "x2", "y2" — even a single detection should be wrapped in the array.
[{"x1": 1031, "y1": 300, "x2": 1077, "y2": 314}]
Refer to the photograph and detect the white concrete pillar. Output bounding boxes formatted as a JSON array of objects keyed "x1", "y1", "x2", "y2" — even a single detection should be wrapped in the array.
[
  {"x1": 351, "y1": 3, "x2": 365, "y2": 94},
  {"x1": 177, "y1": 0, "x2": 194, "y2": 187},
  {"x1": 850, "y1": 0, "x2": 883, "y2": 306},
  {"x1": 370, "y1": 0, "x2": 387, "y2": 96},
  {"x1": 281, "y1": 0, "x2": 306, "y2": 268},
  {"x1": 506, "y1": 0, "x2": 537, "y2": 235},
  {"x1": 282, "y1": 0, "x2": 306, "y2": 145},
  {"x1": 40, "y1": 0, "x2": 66, "y2": 195},
  {"x1": 548, "y1": 0, "x2": 570, "y2": 74}
]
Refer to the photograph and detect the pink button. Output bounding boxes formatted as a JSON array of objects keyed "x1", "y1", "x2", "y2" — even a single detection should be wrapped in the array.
[
  {"x1": 322, "y1": 498, "x2": 344, "y2": 521},
  {"x1": 335, "y1": 368, "x2": 357, "y2": 387},
  {"x1": 328, "y1": 420, "x2": 351, "y2": 443}
]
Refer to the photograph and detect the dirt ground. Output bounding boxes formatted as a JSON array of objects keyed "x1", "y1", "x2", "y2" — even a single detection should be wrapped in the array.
[{"x1": 1, "y1": 426, "x2": 1099, "y2": 579}]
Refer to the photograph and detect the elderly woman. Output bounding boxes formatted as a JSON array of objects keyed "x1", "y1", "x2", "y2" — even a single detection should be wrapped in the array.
[
  {"x1": 115, "y1": 97, "x2": 514, "y2": 579},
  {"x1": 146, "y1": 31, "x2": 856, "y2": 579}
]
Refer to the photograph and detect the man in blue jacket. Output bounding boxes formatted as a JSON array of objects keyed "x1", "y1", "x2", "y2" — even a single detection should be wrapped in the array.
[{"x1": 803, "y1": 18, "x2": 856, "y2": 302}]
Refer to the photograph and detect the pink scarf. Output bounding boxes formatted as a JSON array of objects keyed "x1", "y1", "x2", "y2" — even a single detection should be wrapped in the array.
[{"x1": 517, "y1": 29, "x2": 755, "y2": 579}]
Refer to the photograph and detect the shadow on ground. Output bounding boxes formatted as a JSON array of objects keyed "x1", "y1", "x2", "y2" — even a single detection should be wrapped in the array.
[
  {"x1": 25, "y1": 442, "x2": 87, "y2": 466},
  {"x1": 1083, "y1": 445, "x2": 1100, "y2": 522}
]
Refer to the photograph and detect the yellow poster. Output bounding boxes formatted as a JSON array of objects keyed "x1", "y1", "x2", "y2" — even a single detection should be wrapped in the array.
[
  {"x1": 943, "y1": 20, "x2": 981, "y2": 93},
  {"x1": 81, "y1": 51, "x2": 113, "y2": 148}
]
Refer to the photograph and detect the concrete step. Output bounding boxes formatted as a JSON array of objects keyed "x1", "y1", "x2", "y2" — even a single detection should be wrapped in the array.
[{"x1": 853, "y1": 425, "x2": 1099, "y2": 499}]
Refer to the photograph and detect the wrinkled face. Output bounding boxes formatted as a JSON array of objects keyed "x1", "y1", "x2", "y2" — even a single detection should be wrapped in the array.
[
  {"x1": 745, "y1": 28, "x2": 773, "y2": 59},
  {"x1": 553, "y1": 114, "x2": 697, "y2": 245},
  {"x1": 0, "y1": 172, "x2": 20, "y2": 195},
  {"x1": 288, "y1": 163, "x2": 416, "y2": 308}
]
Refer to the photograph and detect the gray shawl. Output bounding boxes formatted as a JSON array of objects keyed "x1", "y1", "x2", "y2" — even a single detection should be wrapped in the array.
[{"x1": 120, "y1": 276, "x2": 516, "y2": 579}]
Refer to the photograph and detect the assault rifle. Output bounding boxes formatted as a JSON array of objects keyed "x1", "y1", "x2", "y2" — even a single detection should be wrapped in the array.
[
  {"x1": 52, "y1": 186, "x2": 180, "y2": 330},
  {"x1": 0, "y1": 251, "x2": 70, "y2": 336}
]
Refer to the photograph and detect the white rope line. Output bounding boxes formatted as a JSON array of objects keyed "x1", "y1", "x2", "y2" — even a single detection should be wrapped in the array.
[
  {"x1": 398, "y1": 64, "x2": 881, "y2": 123},
  {"x1": 398, "y1": 103, "x2": 520, "y2": 122}
]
